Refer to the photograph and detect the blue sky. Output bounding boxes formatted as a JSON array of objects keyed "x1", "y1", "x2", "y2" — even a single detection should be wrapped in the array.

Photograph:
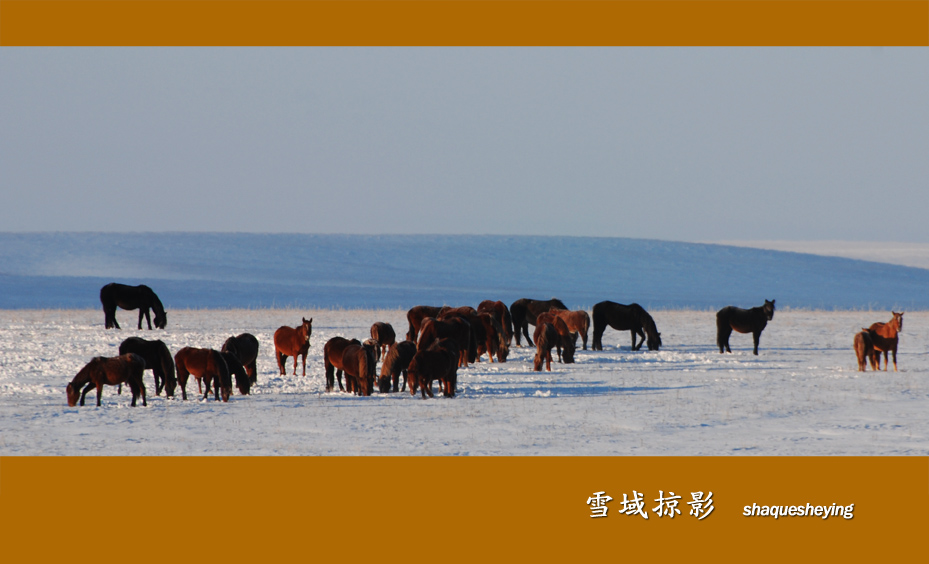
[{"x1": 2, "y1": 48, "x2": 927, "y2": 241}]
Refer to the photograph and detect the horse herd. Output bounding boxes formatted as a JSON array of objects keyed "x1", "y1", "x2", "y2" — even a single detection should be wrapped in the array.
[{"x1": 65, "y1": 283, "x2": 906, "y2": 407}]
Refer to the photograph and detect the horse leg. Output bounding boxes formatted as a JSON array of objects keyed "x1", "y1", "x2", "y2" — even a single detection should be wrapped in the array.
[
  {"x1": 545, "y1": 349, "x2": 552, "y2": 372},
  {"x1": 247, "y1": 361, "x2": 257, "y2": 385},
  {"x1": 276, "y1": 351, "x2": 285, "y2": 375},
  {"x1": 592, "y1": 324, "x2": 604, "y2": 351},
  {"x1": 581, "y1": 328, "x2": 588, "y2": 350},
  {"x1": 154, "y1": 369, "x2": 164, "y2": 396},
  {"x1": 80, "y1": 382, "x2": 94, "y2": 406},
  {"x1": 95, "y1": 383, "x2": 103, "y2": 406},
  {"x1": 337, "y1": 369, "x2": 345, "y2": 392},
  {"x1": 752, "y1": 331, "x2": 761, "y2": 355},
  {"x1": 301, "y1": 353, "x2": 307, "y2": 376},
  {"x1": 522, "y1": 323, "x2": 533, "y2": 347},
  {"x1": 717, "y1": 324, "x2": 732, "y2": 354},
  {"x1": 291, "y1": 354, "x2": 298, "y2": 376},
  {"x1": 137, "y1": 309, "x2": 144, "y2": 330},
  {"x1": 892, "y1": 347, "x2": 898, "y2": 371}
]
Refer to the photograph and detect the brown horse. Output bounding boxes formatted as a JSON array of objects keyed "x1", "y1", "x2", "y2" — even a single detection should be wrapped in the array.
[
  {"x1": 532, "y1": 323, "x2": 560, "y2": 372},
  {"x1": 408, "y1": 339, "x2": 459, "y2": 398},
  {"x1": 222, "y1": 333, "x2": 260, "y2": 385},
  {"x1": 853, "y1": 329, "x2": 878, "y2": 372},
  {"x1": 869, "y1": 311, "x2": 904, "y2": 371},
  {"x1": 118, "y1": 336, "x2": 176, "y2": 396},
  {"x1": 592, "y1": 301, "x2": 662, "y2": 351},
  {"x1": 716, "y1": 300, "x2": 775, "y2": 355},
  {"x1": 476, "y1": 311, "x2": 509, "y2": 363},
  {"x1": 378, "y1": 340, "x2": 417, "y2": 393},
  {"x1": 438, "y1": 306, "x2": 482, "y2": 363},
  {"x1": 418, "y1": 317, "x2": 471, "y2": 368},
  {"x1": 100, "y1": 283, "x2": 167, "y2": 330},
  {"x1": 478, "y1": 300, "x2": 514, "y2": 345},
  {"x1": 220, "y1": 351, "x2": 251, "y2": 395},
  {"x1": 175, "y1": 347, "x2": 232, "y2": 402},
  {"x1": 370, "y1": 322, "x2": 396, "y2": 361},
  {"x1": 510, "y1": 298, "x2": 567, "y2": 346},
  {"x1": 536, "y1": 311, "x2": 577, "y2": 364},
  {"x1": 554, "y1": 309, "x2": 591, "y2": 350},
  {"x1": 341, "y1": 342, "x2": 377, "y2": 396},
  {"x1": 67, "y1": 354, "x2": 147, "y2": 407},
  {"x1": 323, "y1": 336, "x2": 361, "y2": 392},
  {"x1": 405, "y1": 305, "x2": 449, "y2": 341},
  {"x1": 274, "y1": 317, "x2": 313, "y2": 376}
]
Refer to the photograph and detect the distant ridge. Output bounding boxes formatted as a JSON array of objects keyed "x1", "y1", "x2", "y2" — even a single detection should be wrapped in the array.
[{"x1": 1, "y1": 233, "x2": 927, "y2": 310}]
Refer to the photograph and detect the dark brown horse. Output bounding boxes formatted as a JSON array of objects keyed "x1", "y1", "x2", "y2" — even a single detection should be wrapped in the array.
[
  {"x1": 341, "y1": 341, "x2": 377, "y2": 396},
  {"x1": 536, "y1": 311, "x2": 577, "y2": 364},
  {"x1": 532, "y1": 323, "x2": 559, "y2": 372},
  {"x1": 418, "y1": 317, "x2": 471, "y2": 368},
  {"x1": 478, "y1": 300, "x2": 514, "y2": 346},
  {"x1": 67, "y1": 354, "x2": 147, "y2": 407},
  {"x1": 510, "y1": 298, "x2": 567, "y2": 346},
  {"x1": 405, "y1": 305, "x2": 449, "y2": 341},
  {"x1": 476, "y1": 311, "x2": 509, "y2": 363},
  {"x1": 716, "y1": 299, "x2": 775, "y2": 355},
  {"x1": 274, "y1": 317, "x2": 312, "y2": 376},
  {"x1": 118, "y1": 337, "x2": 177, "y2": 397},
  {"x1": 220, "y1": 351, "x2": 251, "y2": 395},
  {"x1": 378, "y1": 340, "x2": 417, "y2": 393},
  {"x1": 437, "y1": 306, "x2": 482, "y2": 363},
  {"x1": 408, "y1": 339, "x2": 460, "y2": 398},
  {"x1": 370, "y1": 322, "x2": 396, "y2": 361},
  {"x1": 868, "y1": 311, "x2": 904, "y2": 371},
  {"x1": 175, "y1": 347, "x2": 232, "y2": 402},
  {"x1": 221, "y1": 333, "x2": 259, "y2": 385},
  {"x1": 323, "y1": 336, "x2": 361, "y2": 392},
  {"x1": 592, "y1": 301, "x2": 662, "y2": 351},
  {"x1": 100, "y1": 283, "x2": 167, "y2": 330},
  {"x1": 554, "y1": 309, "x2": 591, "y2": 350},
  {"x1": 853, "y1": 329, "x2": 878, "y2": 372}
]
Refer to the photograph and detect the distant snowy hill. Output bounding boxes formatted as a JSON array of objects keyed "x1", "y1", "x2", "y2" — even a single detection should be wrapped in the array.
[{"x1": 0, "y1": 233, "x2": 926, "y2": 310}]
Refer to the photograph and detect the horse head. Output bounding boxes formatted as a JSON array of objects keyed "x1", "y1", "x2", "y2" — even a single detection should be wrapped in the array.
[
  {"x1": 562, "y1": 332, "x2": 577, "y2": 363},
  {"x1": 646, "y1": 332, "x2": 663, "y2": 351},
  {"x1": 892, "y1": 311, "x2": 904, "y2": 331},
  {"x1": 764, "y1": 299, "x2": 775, "y2": 320},
  {"x1": 301, "y1": 317, "x2": 313, "y2": 342},
  {"x1": 66, "y1": 383, "x2": 80, "y2": 406},
  {"x1": 154, "y1": 310, "x2": 167, "y2": 329}
]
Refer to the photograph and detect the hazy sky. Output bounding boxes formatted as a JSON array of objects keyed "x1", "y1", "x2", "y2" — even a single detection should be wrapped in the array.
[{"x1": 2, "y1": 48, "x2": 927, "y2": 241}]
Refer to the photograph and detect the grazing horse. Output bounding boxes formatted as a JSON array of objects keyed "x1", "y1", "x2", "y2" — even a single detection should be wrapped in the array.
[
  {"x1": 532, "y1": 323, "x2": 560, "y2": 372},
  {"x1": 716, "y1": 299, "x2": 775, "y2": 355},
  {"x1": 510, "y1": 298, "x2": 567, "y2": 347},
  {"x1": 274, "y1": 317, "x2": 313, "y2": 376},
  {"x1": 418, "y1": 317, "x2": 471, "y2": 368},
  {"x1": 118, "y1": 337, "x2": 177, "y2": 397},
  {"x1": 379, "y1": 340, "x2": 418, "y2": 393},
  {"x1": 478, "y1": 300, "x2": 514, "y2": 346},
  {"x1": 437, "y1": 307, "x2": 482, "y2": 363},
  {"x1": 406, "y1": 305, "x2": 449, "y2": 341},
  {"x1": 67, "y1": 354, "x2": 147, "y2": 407},
  {"x1": 341, "y1": 342, "x2": 377, "y2": 396},
  {"x1": 408, "y1": 339, "x2": 460, "y2": 398},
  {"x1": 220, "y1": 351, "x2": 251, "y2": 395},
  {"x1": 592, "y1": 301, "x2": 662, "y2": 351},
  {"x1": 370, "y1": 322, "x2": 396, "y2": 361},
  {"x1": 853, "y1": 329, "x2": 878, "y2": 372},
  {"x1": 868, "y1": 311, "x2": 904, "y2": 371},
  {"x1": 536, "y1": 311, "x2": 577, "y2": 364},
  {"x1": 221, "y1": 333, "x2": 260, "y2": 385},
  {"x1": 323, "y1": 337, "x2": 361, "y2": 392},
  {"x1": 554, "y1": 309, "x2": 591, "y2": 350},
  {"x1": 476, "y1": 311, "x2": 509, "y2": 363},
  {"x1": 174, "y1": 347, "x2": 232, "y2": 402},
  {"x1": 99, "y1": 283, "x2": 167, "y2": 330}
]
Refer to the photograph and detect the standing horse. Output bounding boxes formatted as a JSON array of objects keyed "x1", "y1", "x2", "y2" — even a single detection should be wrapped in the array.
[
  {"x1": 868, "y1": 311, "x2": 904, "y2": 371},
  {"x1": 716, "y1": 299, "x2": 775, "y2": 355},
  {"x1": 536, "y1": 311, "x2": 577, "y2": 364},
  {"x1": 476, "y1": 311, "x2": 509, "y2": 363},
  {"x1": 341, "y1": 342, "x2": 377, "y2": 396},
  {"x1": 510, "y1": 298, "x2": 567, "y2": 347},
  {"x1": 118, "y1": 337, "x2": 177, "y2": 397},
  {"x1": 222, "y1": 333, "x2": 260, "y2": 385},
  {"x1": 100, "y1": 283, "x2": 167, "y2": 330},
  {"x1": 592, "y1": 301, "x2": 662, "y2": 351},
  {"x1": 370, "y1": 322, "x2": 396, "y2": 361},
  {"x1": 853, "y1": 329, "x2": 878, "y2": 372},
  {"x1": 408, "y1": 339, "x2": 460, "y2": 398},
  {"x1": 478, "y1": 300, "x2": 514, "y2": 346},
  {"x1": 378, "y1": 340, "x2": 417, "y2": 393},
  {"x1": 220, "y1": 351, "x2": 251, "y2": 395},
  {"x1": 554, "y1": 309, "x2": 591, "y2": 350},
  {"x1": 418, "y1": 317, "x2": 471, "y2": 368},
  {"x1": 532, "y1": 323, "x2": 560, "y2": 372},
  {"x1": 67, "y1": 354, "x2": 147, "y2": 407},
  {"x1": 174, "y1": 347, "x2": 232, "y2": 402},
  {"x1": 274, "y1": 317, "x2": 313, "y2": 376},
  {"x1": 405, "y1": 305, "x2": 449, "y2": 341},
  {"x1": 323, "y1": 337, "x2": 361, "y2": 392}
]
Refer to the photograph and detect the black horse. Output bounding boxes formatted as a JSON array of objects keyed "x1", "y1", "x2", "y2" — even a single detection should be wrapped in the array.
[
  {"x1": 716, "y1": 299, "x2": 775, "y2": 355},
  {"x1": 118, "y1": 337, "x2": 177, "y2": 396},
  {"x1": 591, "y1": 301, "x2": 662, "y2": 351},
  {"x1": 509, "y1": 298, "x2": 567, "y2": 347},
  {"x1": 100, "y1": 283, "x2": 167, "y2": 330},
  {"x1": 221, "y1": 333, "x2": 260, "y2": 385}
]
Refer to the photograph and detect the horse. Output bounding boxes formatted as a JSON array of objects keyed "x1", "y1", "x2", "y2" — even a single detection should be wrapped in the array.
[
  {"x1": 274, "y1": 317, "x2": 313, "y2": 376},
  {"x1": 476, "y1": 311, "x2": 509, "y2": 363},
  {"x1": 174, "y1": 347, "x2": 232, "y2": 402},
  {"x1": 323, "y1": 337, "x2": 361, "y2": 392},
  {"x1": 592, "y1": 301, "x2": 662, "y2": 351},
  {"x1": 99, "y1": 283, "x2": 167, "y2": 330},
  {"x1": 405, "y1": 305, "x2": 449, "y2": 341},
  {"x1": 716, "y1": 299, "x2": 775, "y2": 355},
  {"x1": 221, "y1": 333, "x2": 260, "y2": 385},
  {"x1": 67, "y1": 354, "x2": 147, "y2": 407},
  {"x1": 478, "y1": 300, "x2": 514, "y2": 345},
  {"x1": 536, "y1": 311, "x2": 577, "y2": 364},
  {"x1": 554, "y1": 309, "x2": 591, "y2": 350},
  {"x1": 853, "y1": 329, "x2": 878, "y2": 372},
  {"x1": 510, "y1": 298, "x2": 567, "y2": 346},
  {"x1": 532, "y1": 323, "x2": 560, "y2": 372},
  {"x1": 437, "y1": 306, "x2": 482, "y2": 363},
  {"x1": 868, "y1": 311, "x2": 904, "y2": 371},
  {"x1": 220, "y1": 351, "x2": 251, "y2": 395},
  {"x1": 408, "y1": 339, "x2": 459, "y2": 398},
  {"x1": 118, "y1": 337, "x2": 177, "y2": 397},
  {"x1": 341, "y1": 341, "x2": 377, "y2": 396},
  {"x1": 378, "y1": 340, "x2": 417, "y2": 393},
  {"x1": 418, "y1": 317, "x2": 471, "y2": 368},
  {"x1": 370, "y1": 322, "x2": 396, "y2": 361}
]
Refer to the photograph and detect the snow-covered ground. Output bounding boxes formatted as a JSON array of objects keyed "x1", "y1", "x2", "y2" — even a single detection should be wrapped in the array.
[{"x1": 2, "y1": 307, "x2": 926, "y2": 456}]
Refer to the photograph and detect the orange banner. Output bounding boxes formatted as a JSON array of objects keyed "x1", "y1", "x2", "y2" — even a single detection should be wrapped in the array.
[{"x1": 1, "y1": 1, "x2": 927, "y2": 46}]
